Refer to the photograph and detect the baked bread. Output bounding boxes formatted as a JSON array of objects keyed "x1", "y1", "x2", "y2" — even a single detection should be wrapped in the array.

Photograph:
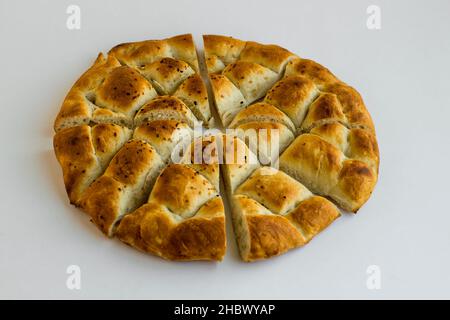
[
  {"x1": 203, "y1": 35, "x2": 379, "y2": 213},
  {"x1": 54, "y1": 35, "x2": 225, "y2": 261},
  {"x1": 53, "y1": 34, "x2": 379, "y2": 262},
  {"x1": 197, "y1": 134, "x2": 341, "y2": 261},
  {"x1": 203, "y1": 35, "x2": 379, "y2": 260}
]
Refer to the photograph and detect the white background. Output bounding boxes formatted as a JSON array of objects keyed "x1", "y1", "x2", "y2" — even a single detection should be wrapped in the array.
[{"x1": 1, "y1": 0, "x2": 449, "y2": 299}]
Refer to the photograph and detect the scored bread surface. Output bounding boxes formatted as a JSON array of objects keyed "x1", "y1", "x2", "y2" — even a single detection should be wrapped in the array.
[{"x1": 53, "y1": 34, "x2": 379, "y2": 262}]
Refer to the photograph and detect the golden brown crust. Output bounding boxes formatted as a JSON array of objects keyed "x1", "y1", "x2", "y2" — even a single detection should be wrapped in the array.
[
  {"x1": 203, "y1": 35, "x2": 246, "y2": 73},
  {"x1": 347, "y1": 128, "x2": 379, "y2": 171},
  {"x1": 54, "y1": 34, "x2": 207, "y2": 133},
  {"x1": 230, "y1": 167, "x2": 340, "y2": 261},
  {"x1": 222, "y1": 61, "x2": 278, "y2": 103},
  {"x1": 280, "y1": 133, "x2": 376, "y2": 212},
  {"x1": 236, "y1": 167, "x2": 312, "y2": 215},
  {"x1": 149, "y1": 164, "x2": 218, "y2": 218},
  {"x1": 309, "y1": 122, "x2": 379, "y2": 172},
  {"x1": 265, "y1": 76, "x2": 319, "y2": 128},
  {"x1": 95, "y1": 65, "x2": 156, "y2": 116},
  {"x1": 203, "y1": 35, "x2": 295, "y2": 74},
  {"x1": 54, "y1": 35, "x2": 379, "y2": 262},
  {"x1": 109, "y1": 34, "x2": 198, "y2": 71},
  {"x1": 133, "y1": 120, "x2": 192, "y2": 160},
  {"x1": 53, "y1": 124, "x2": 130, "y2": 205},
  {"x1": 309, "y1": 122, "x2": 348, "y2": 150},
  {"x1": 53, "y1": 125, "x2": 98, "y2": 204},
  {"x1": 53, "y1": 54, "x2": 157, "y2": 132},
  {"x1": 245, "y1": 214, "x2": 304, "y2": 261},
  {"x1": 139, "y1": 57, "x2": 195, "y2": 95},
  {"x1": 116, "y1": 200, "x2": 226, "y2": 261},
  {"x1": 91, "y1": 123, "x2": 132, "y2": 167},
  {"x1": 285, "y1": 58, "x2": 339, "y2": 87},
  {"x1": 286, "y1": 196, "x2": 341, "y2": 242},
  {"x1": 167, "y1": 34, "x2": 200, "y2": 71},
  {"x1": 323, "y1": 82, "x2": 375, "y2": 131},
  {"x1": 116, "y1": 165, "x2": 226, "y2": 261},
  {"x1": 174, "y1": 74, "x2": 211, "y2": 125},
  {"x1": 332, "y1": 160, "x2": 377, "y2": 212},
  {"x1": 54, "y1": 35, "x2": 223, "y2": 261},
  {"x1": 230, "y1": 195, "x2": 304, "y2": 261},
  {"x1": 54, "y1": 54, "x2": 122, "y2": 131},
  {"x1": 81, "y1": 139, "x2": 164, "y2": 236},
  {"x1": 81, "y1": 176, "x2": 123, "y2": 235},
  {"x1": 300, "y1": 92, "x2": 346, "y2": 130},
  {"x1": 205, "y1": 35, "x2": 378, "y2": 216},
  {"x1": 109, "y1": 40, "x2": 170, "y2": 66},
  {"x1": 281, "y1": 134, "x2": 344, "y2": 188},
  {"x1": 104, "y1": 140, "x2": 158, "y2": 185},
  {"x1": 240, "y1": 41, "x2": 296, "y2": 73}
]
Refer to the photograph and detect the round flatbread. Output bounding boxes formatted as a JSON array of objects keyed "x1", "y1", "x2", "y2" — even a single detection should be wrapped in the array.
[{"x1": 53, "y1": 34, "x2": 379, "y2": 262}]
